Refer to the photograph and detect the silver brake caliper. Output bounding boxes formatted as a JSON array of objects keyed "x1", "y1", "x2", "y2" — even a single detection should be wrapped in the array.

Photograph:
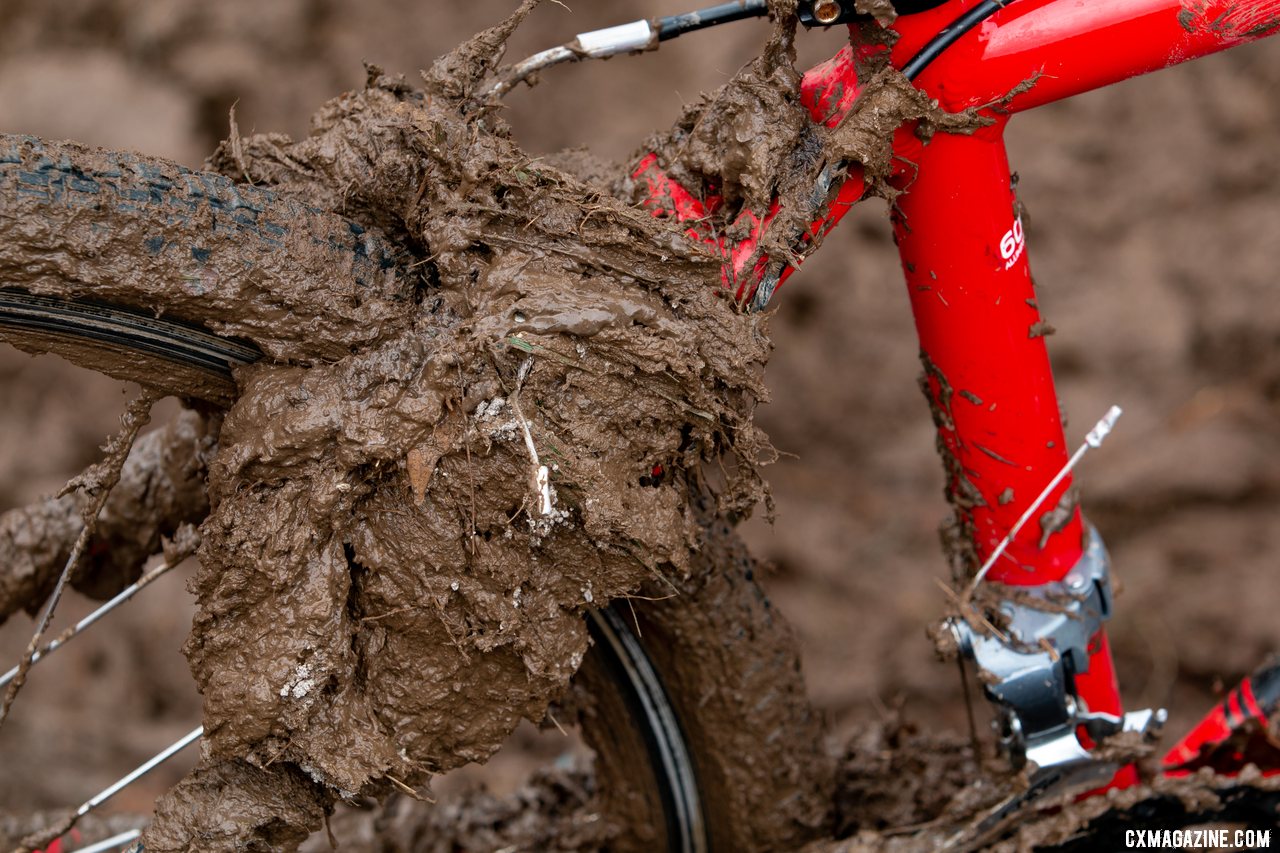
[{"x1": 946, "y1": 527, "x2": 1165, "y2": 777}]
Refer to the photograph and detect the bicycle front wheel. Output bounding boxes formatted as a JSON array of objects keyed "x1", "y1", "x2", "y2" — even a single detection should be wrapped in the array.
[{"x1": 0, "y1": 134, "x2": 832, "y2": 852}]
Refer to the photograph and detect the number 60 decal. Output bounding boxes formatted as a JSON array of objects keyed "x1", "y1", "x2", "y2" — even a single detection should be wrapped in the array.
[{"x1": 1000, "y1": 217, "x2": 1025, "y2": 270}]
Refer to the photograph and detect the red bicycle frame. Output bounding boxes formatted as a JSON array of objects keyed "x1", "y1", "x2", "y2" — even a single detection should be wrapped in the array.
[{"x1": 638, "y1": 0, "x2": 1280, "y2": 787}]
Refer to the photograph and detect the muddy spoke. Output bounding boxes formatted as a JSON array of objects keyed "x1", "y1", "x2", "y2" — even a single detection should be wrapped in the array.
[
  {"x1": 0, "y1": 555, "x2": 184, "y2": 690},
  {"x1": 13, "y1": 728, "x2": 202, "y2": 853},
  {"x1": 79, "y1": 728, "x2": 203, "y2": 819},
  {"x1": 68, "y1": 829, "x2": 141, "y2": 853},
  {"x1": 0, "y1": 393, "x2": 156, "y2": 731}
]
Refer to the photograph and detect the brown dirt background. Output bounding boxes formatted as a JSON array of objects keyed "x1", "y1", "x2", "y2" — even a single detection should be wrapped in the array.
[{"x1": 1, "y1": 0, "x2": 1279, "y2": 844}]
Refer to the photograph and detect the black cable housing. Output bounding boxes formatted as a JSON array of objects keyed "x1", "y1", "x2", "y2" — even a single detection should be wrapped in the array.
[
  {"x1": 901, "y1": 0, "x2": 1009, "y2": 80},
  {"x1": 657, "y1": 0, "x2": 770, "y2": 41}
]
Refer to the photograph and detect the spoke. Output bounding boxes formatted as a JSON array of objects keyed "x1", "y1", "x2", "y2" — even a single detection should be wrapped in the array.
[
  {"x1": 0, "y1": 393, "x2": 156, "y2": 731},
  {"x1": 0, "y1": 559, "x2": 180, "y2": 690},
  {"x1": 69, "y1": 829, "x2": 141, "y2": 853},
  {"x1": 15, "y1": 728, "x2": 201, "y2": 853},
  {"x1": 77, "y1": 727, "x2": 203, "y2": 818}
]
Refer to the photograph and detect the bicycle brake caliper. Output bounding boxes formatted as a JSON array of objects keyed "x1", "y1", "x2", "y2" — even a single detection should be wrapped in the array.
[{"x1": 946, "y1": 527, "x2": 1165, "y2": 780}]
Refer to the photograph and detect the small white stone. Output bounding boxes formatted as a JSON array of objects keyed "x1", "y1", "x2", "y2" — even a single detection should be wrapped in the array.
[{"x1": 280, "y1": 663, "x2": 315, "y2": 699}]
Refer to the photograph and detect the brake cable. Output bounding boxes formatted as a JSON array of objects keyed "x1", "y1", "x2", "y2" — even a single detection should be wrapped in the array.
[
  {"x1": 490, "y1": 0, "x2": 1018, "y2": 97},
  {"x1": 486, "y1": 0, "x2": 771, "y2": 97},
  {"x1": 902, "y1": 0, "x2": 1012, "y2": 80},
  {"x1": 490, "y1": 0, "x2": 1022, "y2": 309}
]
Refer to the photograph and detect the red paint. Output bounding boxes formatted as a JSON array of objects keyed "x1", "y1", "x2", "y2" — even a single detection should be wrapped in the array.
[
  {"x1": 631, "y1": 153, "x2": 783, "y2": 303},
  {"x1": 1077, "y1": 632, "x2": 1124, "y2": 719},
  {"x1": 893, "y1": 123, "x2": 1084, "y2": 584},
  {"x1": 1076, "y1": 633, "x2": 1140, "y2": 788},
  {"x1": 1166, "y1": 663, "x2": 1280, "y2": 772},
  {"x1": 1166, "y1": 702, "x2": 1242, "y2": 771},
  {"x1": 894, "y1": 0, "x2": 1280, "y2": 114},
  {"x1": 633, "y1": 0, "x2": 1280, "y2": 783},
  {"x1": 34, "y1": 830, "x2": 80, "y2": 853}
]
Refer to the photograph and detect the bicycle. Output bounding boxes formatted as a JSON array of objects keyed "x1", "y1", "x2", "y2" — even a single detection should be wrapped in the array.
[{"x1": 1, "y1": 0, "x2": 1279, "y2": 851}]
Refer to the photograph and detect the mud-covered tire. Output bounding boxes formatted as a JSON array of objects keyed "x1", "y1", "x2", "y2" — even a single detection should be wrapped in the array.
[
  {"x1": 0, "y1": 136, "x2": 833, "y2": 852},
  {"x1": 608, "y1": 512, "x2": 834, "y2": 851},
  {"x1": 577, "y1": 513, "x2": 834, "y2": 852},
  {"x1": 0, "y1": 132, "x2": 419, "y2": 398}
]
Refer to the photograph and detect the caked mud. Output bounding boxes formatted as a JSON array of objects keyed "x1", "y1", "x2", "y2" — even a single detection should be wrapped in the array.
[
  {"x1": 77, "y1": 1, "x2": 1004, "y2": 845},
  {"x1": 122, "y1": 1, "x2": 851, "y2": 846},
  {"x1": 3, "y1": 1, "x2": 1278, "y2": 851},
  {"x1": 149, "y1": 11, "x2": 778, "y2": 849}
]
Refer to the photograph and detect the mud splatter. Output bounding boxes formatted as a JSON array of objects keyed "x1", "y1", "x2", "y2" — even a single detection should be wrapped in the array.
[
  {"x1": 1037, "y1": 486, "x2": 1079, "y2": 549},
  {"x1": 1176, "y1": 0, "x2": 1280, "y2": 42},
  {"x1": 1028, "y1": 320, "x2": 1056, "y2": 338},
  {"x1": 974, "y1": 443, "x2": 1018, "y2": 468},
  {"x1": 123, "y1": 3, "x2": 898, "y2": 844}
]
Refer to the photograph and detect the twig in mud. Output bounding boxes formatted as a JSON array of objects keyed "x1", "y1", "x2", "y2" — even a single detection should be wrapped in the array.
[
  {"x1": 385, "y1": 773, "x2": 435, "y2": 803},
  {"x1": 433, "y1": 598, "x2": 472, "y2": 663},
  {"x1": 360, "y1": 606, "x2": 418, "y2": 623},
  {"x1": 882, "y1": 816, "x2": 947, "y2": 838},
  {"x1": 262, "y1": 736, "x2": 295, "y2": 768},
  {"x1": 227, "y1": 103, "x2": 256, "y2": 186},
  {"x1": 627, "y1": 598, "x2": 642, "y2": 638},
  {"x1": 934, "y1": 577, "x2": 1007, "y2": 643},
  {"x1": 456, "y1": 363, "x2": 480, "y2": 547},
  {"x1": 546, "y1": 710, "x2": 569, "y2": 737},
  {"x1": 618, "y1": 591, "x2": 677, "y2": 603},
  {"x1": 408, "y1": 172, "x2": 432, "y2": 220},
  {"x1": 0, "y1": 392, "x2": 156, "y2": 732},
  {"x1": 650, "y1": 387, "x2": 715, "y2": 422},
  {"x1": 485, "y1": 233, "x2": 664, "y2": 285},
  {"x1": 504, "y1": 335, "x2": 598, "y2": 374},
  {"x1": 642, "y1": 562, "x2": 683, "y2": 599},
  {"x1": 510, "y1": 357, "x2": 555, "y2": 517}
]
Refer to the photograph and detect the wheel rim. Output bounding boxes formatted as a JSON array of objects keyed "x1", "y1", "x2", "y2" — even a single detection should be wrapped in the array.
[
  {"x1": 0, "y1": 289, "x2": 707, "y2": 851},
  {"x1": 586, "y1": 606, "x2": 707, "y2": 853},
  {"x1": 0, "y1": 289, "x2": 258, "y2": 404}
]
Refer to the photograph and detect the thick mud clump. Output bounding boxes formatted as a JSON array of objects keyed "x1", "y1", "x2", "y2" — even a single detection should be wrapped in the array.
[
  {"x1": 0, "y1": 1, "x2": 1035, "y2": 846},
  {"x1": 144, "y1": 3, "x2": 790, "y2": 845},
  {"x1": 135, "y1": 0, "x2": 1010, "y2": 843}
]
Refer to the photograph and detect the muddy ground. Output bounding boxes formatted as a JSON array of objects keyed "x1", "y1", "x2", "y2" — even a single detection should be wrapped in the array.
[{"x1": 1, "y1": 0, "x2": 1279, "y2": 848}]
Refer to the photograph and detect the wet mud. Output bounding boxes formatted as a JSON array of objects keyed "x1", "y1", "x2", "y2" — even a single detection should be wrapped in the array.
[
  {"x1": 139, "y1": 3, "x2": 803, "y2": 845},
  {"x1": 0, "y1": 410, "x2": 214, "y2": 624},
  {"x1": 112, "y1": 2, "x2": 988, "y2": 844},
  {"x1": 2, "y1": 1, "x2": 1280, "y2": 850}
]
